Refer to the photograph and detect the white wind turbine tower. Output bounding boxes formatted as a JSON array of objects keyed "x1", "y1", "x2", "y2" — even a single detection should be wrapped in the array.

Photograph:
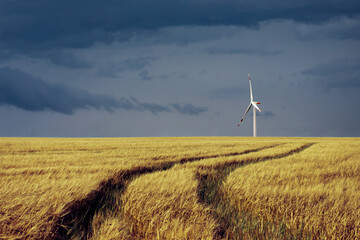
[{"x1": 237, "y1": 73, "x2": 262, "y2": 137}]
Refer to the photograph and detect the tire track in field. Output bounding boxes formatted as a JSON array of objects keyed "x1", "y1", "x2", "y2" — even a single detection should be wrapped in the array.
[
  {"x1": 196, "y1": 142, "x2": 315, "y2": 239},
  {"x1": 50, "y1": 144, "x2": 279, "y2": 240},
  {"x1": 177, "y1": 144, "x2": 282, "y2": 164}
]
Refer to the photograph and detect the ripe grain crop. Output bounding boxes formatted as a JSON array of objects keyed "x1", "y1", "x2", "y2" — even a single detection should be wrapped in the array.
[
  {"x1": 0, "y1": 137, "x2": 268, "y2": 239},
  {"x1": 91, "y1": 141, "x2": 314, "y2": 239},
  {"x1": 0, "y1": 137, "x2": 359, "y2": 239},
  {"x1": 112, "y1": 167, "x2": 217, "y2": 239},
  {"x1": 224, "y1": 138, "x2": 360, "y2": 239}
]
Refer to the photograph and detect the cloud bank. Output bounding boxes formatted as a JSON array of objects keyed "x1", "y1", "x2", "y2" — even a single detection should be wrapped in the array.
[
  {"x1": 1, "y1": 0, "x2": 359, "y2": 54},
  {"x1": 0, "y1": 68, "x2": 207, "y2": 115}
]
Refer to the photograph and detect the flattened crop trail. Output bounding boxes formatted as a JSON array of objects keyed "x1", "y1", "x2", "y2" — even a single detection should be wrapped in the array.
[
  {"x1": 196, "y1": 143, "x2": 315, "y2": 239},
  {"x1": 50, "y1": 165, "x2": 173, "y2": 240},
  {"x1": 50, "y1": 144, "x2": 278, "y2": 240},
  {"x1": 177, "y1": 144, "x2": 280, "y2": 164}
]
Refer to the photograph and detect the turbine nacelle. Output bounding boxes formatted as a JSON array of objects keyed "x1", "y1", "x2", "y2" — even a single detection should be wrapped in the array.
[{"x1": 251, "y1": 101, "x2": 262, "y2": 112}]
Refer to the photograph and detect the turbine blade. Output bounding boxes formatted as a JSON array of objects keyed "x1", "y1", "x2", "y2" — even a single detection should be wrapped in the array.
[
  {"x1": 237, "y1": 103, "x2": 252, "y2": 127},
  {"x1": 248, "y1": 72, "x2": 253, "y2": 102},
  {"x1": 251, "y1": 102, "x2": 262, "y2": 112}
]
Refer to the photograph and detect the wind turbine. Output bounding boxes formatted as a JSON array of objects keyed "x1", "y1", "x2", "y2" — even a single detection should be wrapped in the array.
[{"x1": 237, "y1": 73, "x2": 262, "y2": 137}]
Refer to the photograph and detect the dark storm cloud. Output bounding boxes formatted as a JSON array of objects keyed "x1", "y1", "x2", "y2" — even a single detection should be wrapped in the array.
[
  {"x1": 1, "y1": 0, "x2": 359, "y2": 54},
  {"x1": 0, "y1": 67, "x2": 121, "y2": 114},
  {"x1": 0, "y1": 67, "x2": 166, "y2": 114},
  {"x1": 302, "y1": 58, "x2": 360, "y2": 88},
  {"x1": 0, "y1": 67, "x2": 140, "y2": 114},
  {"x1": 205, "y1": 47, "x2": 282, "y2": 56},
  {"x1": 0, "y1": 67, "x2": 208, "y2": 115},
  {"x1": 171, "y1": 103, "x2": 208, "y2": 116}
]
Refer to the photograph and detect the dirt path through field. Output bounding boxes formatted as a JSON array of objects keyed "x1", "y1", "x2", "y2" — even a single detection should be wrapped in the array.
[
  {"x1": 50, "y1": 144, "x2": 279, "y2": 239},
  {"x1": 196, "y1": 142, "x2": 315, "y2": 239}
]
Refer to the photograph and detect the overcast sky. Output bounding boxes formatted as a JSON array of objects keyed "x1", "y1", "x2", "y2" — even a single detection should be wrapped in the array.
[{"x1": 0, "y1": 0, "x2": 359, "y2": 137}]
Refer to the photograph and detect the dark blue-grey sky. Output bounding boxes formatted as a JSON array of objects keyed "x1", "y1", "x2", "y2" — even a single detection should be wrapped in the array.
[{"x1": 0, "y1": 0, "x2": 359, "y2": 137}]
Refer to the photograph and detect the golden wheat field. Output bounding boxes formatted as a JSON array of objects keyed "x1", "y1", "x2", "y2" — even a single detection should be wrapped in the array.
[{"x1": 0, "y1": 137, "x2": 359, "y2": 239}]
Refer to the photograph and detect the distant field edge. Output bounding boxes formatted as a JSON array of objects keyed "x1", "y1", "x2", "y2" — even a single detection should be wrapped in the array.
[{"x1": 0, "y1": 136, "x2": 359, "y2": 140}]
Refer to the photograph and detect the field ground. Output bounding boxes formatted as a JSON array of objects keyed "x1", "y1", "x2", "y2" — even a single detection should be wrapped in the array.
[{"x1": 0, "y1": 137, "x2": 359, "y2": 239}]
